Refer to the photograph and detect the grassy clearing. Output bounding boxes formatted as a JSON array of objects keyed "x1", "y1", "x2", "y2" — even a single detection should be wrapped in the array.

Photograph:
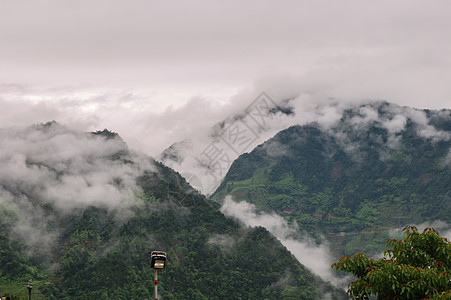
[{"x1": 0, "y1": 279, "x2": 47, "y2": 299}]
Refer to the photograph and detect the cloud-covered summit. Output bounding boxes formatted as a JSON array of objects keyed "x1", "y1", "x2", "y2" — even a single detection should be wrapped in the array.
[
  {"x1": 159, "y1": 99, "x2": 451, "y2": 194},
  {"x1": 0, "y1": 121, "x2": 156, "y2": 211},
  {"x1": 0, "y1": 122, "x2": 158, "y2": 255}
]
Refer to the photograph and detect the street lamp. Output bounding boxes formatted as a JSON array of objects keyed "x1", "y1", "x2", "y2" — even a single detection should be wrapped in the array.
[
  {"x1": 149, "y1": 251, "x2": 167, "y2": 300},
  {"x1": 27, "y1": 279, "x2": 32, "y2": 300}
]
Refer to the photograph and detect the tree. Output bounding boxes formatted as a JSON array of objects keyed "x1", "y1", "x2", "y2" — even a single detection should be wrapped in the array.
[{"x1": 332, "y1": 226, "x2": 450, "y2": 299}]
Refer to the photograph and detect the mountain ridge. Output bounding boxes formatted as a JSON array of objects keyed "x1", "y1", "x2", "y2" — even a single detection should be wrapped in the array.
[
  {"x1": 212, "y1": 101, "x2": 451, "y2": 257},
  {"x1": 0, "y1": 122, "x2": 345, "y2": 299}
]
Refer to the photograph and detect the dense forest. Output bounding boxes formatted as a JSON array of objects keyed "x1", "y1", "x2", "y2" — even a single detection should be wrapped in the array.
[
  {"x1": 0, "y1": 124, "x2": 344, "y2": 299},
  {"x1": 2, "y1": 101, "x2": 451, "y2": 298},
  {"x1": 213, "y1": 102, "x2": 451, "y2": 257}
]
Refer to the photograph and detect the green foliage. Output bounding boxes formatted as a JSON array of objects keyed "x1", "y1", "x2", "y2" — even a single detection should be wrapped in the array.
[
  {"x1": 332, "y1": 226, "x2": 451, "y2": 299},
  {"x1": 0, "y1": 235, "x2": 38, "y2": 281},
  {"x1": 213, "y1": 111, "x2": 451, "y2": 256},
  {"x1": 1, "y1": 160, "x2": 345, "y2": 299}
]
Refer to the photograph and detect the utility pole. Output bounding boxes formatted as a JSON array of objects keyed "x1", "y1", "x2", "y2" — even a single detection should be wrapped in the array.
[
  {"x1": 154, "y1": 268, "x2": 158, "y2": 300},
  {"x1": 27, "y1": 279, "x2": 32, "y2": 300}
]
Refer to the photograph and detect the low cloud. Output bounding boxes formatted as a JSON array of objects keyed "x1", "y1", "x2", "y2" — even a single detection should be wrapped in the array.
[
  {"x1": 220, "y1": 196, "x2": 349, "y2": 287},
  {"x1": 0, "y1": 190, "x2": 58, "y2": 257},
  {"x1": 0, "y1": 123, "x2": 154, "y2": 210},
  {"x1": 0, "y1": 98, "x2": 62, "y2": 128},
  {"x1": 327, "y1": 102, "x2": 451, "y2": 162},
  {"x1": 160, "y1": 92, "x2": 451, "y2": 194},
  {"x1": 389, "y1": 220, "x2": 451, "y2": 240},
  {"x1": 0, "y1": 123, "x2": 156, "y2": 253},
  {"x1": 2, "y1": 79, "x2": 450, "y2": 196},
  {"x1": 207, "y1": 233, "x2": 236, "y2": 253},
  {"x1": 262, "y1": 140, "x2": 290, "y2": 157}
]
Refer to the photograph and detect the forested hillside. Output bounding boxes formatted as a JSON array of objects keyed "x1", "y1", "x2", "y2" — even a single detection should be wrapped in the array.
[
  {"x1": 0, "y1": 123, "x2": 345, "y2": 299},
  {"x1": 213, "y1": 102, "x2": 451, "y2": 257}
]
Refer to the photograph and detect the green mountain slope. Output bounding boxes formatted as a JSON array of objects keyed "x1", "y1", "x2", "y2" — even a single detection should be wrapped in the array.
[
  {"x1": 212, "y1": 102, "x2": 451, "y2": 257},
  {"x1": 0, "y1": 123, "x2": 345, "y2": 299}
]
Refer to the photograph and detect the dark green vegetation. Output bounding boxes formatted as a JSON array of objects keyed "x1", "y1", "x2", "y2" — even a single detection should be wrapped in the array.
[
  {"x1": 0, "y1": 126, "x2": 345, "y2": 299},
  {"x1": 213, "y1": 103, "x2": 451, "y2": 257},
  {"x1": 332, "y1": 226, "x2": 450, "y2": 299}
]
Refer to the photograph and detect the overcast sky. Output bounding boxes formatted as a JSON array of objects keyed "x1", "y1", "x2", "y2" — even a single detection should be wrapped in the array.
[{"x1": 1, "y1": 0, "x2": 451, "y2": 155}]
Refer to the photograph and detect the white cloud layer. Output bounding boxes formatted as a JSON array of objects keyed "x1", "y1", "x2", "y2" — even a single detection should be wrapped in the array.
[
  {"x1": 0, "y1": 124, "x2": 154, "y2": 210},
  {"x1": 1, "y1": 0, "x2": 450, "y2": 108},
  {"x1": 0, "y1": 123, "x2": 155, "y2": 252},
  {"x1": 220, "y1": 197, "x2": 451, "y2": 289},
  {"x1": 389, "y1": 220, "x2": 451, "y2": 241},
  {"x1": 1, "y1": 1, "x2": 451, "y2": 193},
  {"x1": 1, "y1": 1, "x2": 451, "y2": 120},
  {"x1": 220, "y1": 196, "x2": 349, "y2": 287}
]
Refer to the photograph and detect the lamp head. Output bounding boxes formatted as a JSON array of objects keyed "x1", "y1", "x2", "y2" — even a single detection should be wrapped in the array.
[{"x1": 150, "y1": 251, "x2": 167, "y2": 269}]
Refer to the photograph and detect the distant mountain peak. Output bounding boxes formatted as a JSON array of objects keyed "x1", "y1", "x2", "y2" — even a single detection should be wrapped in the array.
[
  {"x1": 31, "y1": 120, "x2": 64, "y2": 131},
  {"x1": 92, "y1": 128, "x2": 121, "y2": 140},
  {"x1": 159, "y1": 99, "x2": 451, "y2": 194}
]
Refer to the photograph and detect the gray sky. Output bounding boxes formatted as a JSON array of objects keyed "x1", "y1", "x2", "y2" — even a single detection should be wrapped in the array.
[{"x1": 1, "y1": 0, "x2": 451, "y2": 155}]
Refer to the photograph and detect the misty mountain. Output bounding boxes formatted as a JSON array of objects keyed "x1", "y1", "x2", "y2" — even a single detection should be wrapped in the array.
[
  {"x1": 212, "y1": 102, "x2": 451, "y2": 257},
  {"x1": 0, "y1": 122, "x2": 345, "y2": 299},
  {"x1": 158, "y1": 92, "x2": 297, "y2": 195}
]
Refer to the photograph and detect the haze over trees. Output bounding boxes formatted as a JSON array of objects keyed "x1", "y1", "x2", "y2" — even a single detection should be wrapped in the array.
[
  {"x1": 1, "y1": 101, "x2": 450, "y2": 298},
  {"x1": 213, "y1": 102, "x2": 451, "y2": 257},
  {"x1": 0, "y1": 123, "x2": 344, "y2": 299}
]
